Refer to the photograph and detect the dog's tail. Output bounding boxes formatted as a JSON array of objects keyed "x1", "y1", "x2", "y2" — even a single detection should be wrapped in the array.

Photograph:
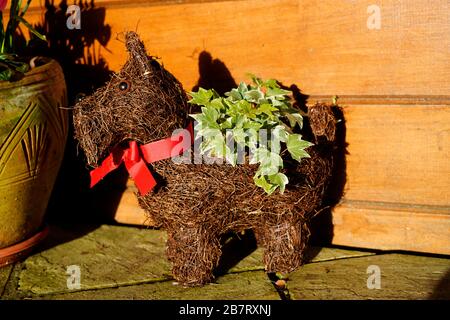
[{"x1": 308, "y1": 103, "x2": 339, "y2": 144}]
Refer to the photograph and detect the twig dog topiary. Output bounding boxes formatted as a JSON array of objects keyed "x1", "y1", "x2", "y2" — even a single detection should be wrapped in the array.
[{"x1": 73, "y1": 31, "x2": 338, "y2": 286}]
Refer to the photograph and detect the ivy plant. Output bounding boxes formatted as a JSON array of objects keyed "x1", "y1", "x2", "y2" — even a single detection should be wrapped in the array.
[{"x1": 188, "y1": 75, "x2": 313, "y2": 195}]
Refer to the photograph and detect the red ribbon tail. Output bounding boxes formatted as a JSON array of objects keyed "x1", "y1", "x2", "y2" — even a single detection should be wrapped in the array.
[
  {"x1": 89, "y1": 153, "x2": 121, "y2": 188},
  {"x1": 90, "y1": 169, "x2": 103, "y2": 188},
  {"x1": 124, "y1": 158, "x2": 157, "y2": 196}
]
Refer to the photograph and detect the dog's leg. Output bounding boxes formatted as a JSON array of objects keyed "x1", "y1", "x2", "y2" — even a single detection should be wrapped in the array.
[
  {"x1": 166, "y1": 227, "x2": 221, "y2": 286},
  {"x1": 260, "y1": 219, "x2": 310, "y2": 275}
]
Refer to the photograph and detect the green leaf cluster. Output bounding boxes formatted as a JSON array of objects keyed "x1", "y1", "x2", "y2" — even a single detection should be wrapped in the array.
[
  {"x1": 0, "y1": 0, "x2": 47, "y2": 81},
  {"x1": 189, "y1": 75, "x2": 313, "y2": 195}
]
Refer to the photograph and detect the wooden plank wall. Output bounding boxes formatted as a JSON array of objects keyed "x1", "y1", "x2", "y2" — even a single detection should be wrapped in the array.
[{"x1": 22, "y1": 0, "x2": 450, "y2": 254}]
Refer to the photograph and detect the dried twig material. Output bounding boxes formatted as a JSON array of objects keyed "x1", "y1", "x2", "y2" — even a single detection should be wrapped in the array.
[
  {"x1": 73, "y1": 32, "x2": 190, "y2": 166},
  {"x1": 73, "y1": 31, "x2": 338, "y2": 286}
]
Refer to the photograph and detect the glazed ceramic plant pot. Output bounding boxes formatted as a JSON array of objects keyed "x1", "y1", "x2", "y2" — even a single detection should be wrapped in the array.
[{"x1": 0, "y1": 58, "x2": 68, "y2": 266}]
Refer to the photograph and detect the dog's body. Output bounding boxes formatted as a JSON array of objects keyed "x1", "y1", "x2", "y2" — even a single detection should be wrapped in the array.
[{"x1": 73, "y1": 32, "x2": 337, "y2": 286}]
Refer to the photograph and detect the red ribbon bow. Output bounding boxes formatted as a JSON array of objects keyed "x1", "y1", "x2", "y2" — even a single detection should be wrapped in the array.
[{"x1": 90, "y1": 124, "x2": 193, "y2": 196}]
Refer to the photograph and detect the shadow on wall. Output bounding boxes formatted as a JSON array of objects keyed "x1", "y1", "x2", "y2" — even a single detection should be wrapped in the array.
[
  {"x1": 430, "y1": 268, "x2": 450, "y2": 299},
  {"x1": 16, "y1": 0, "x2": 131, "y2": 251},
  {"x1": 192, "y1": 51, "x2": 237, "y2": 96},
  {"x1": 279, "y1": 84, "x2": 348, "y2": 250},
  {"x1": 21, "y1": 0, "x2": 113, "y2": 99}
]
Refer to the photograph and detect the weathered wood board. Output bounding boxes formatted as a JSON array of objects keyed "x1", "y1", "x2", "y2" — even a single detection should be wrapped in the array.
[
  {"x1": 288, "y1": 253, "x2": 450, "y2": 300},
  {"x1": 23, "y1": 0, "x2": 450, "y2": 94}
]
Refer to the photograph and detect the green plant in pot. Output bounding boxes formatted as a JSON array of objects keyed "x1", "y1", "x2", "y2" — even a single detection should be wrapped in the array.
[{"x1": 0, "y1": 0, "x2": 68, "y2": 266}]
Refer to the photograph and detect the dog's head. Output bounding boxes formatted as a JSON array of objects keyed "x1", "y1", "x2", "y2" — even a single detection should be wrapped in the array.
[{"x1": 73, "y1": 31, "x2": 189, "y2": 167}]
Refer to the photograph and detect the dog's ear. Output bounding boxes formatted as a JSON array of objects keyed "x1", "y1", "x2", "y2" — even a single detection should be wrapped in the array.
[{"x1": 125, "y1": 31, "x2": 152, "y2": 78}]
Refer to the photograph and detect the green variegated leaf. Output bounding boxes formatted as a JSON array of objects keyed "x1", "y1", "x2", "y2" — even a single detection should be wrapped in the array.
[
  {"x1": 243, "y1": 121, "x2": 263, "y2": 131},
  {"x1": 262, "y1": 78, "x2": 279, "y2": 88},
  {"x1": 226, "y1": 88, "x2": 242, "y2": 101},
  {"x1": 285, "y1": 112, "x2": 303, "y2": 128},
  {"x1": 231, "y1": 128, "x2": 246, "y2": 144},
  {"x1": 272, "y1": 125, "x2": 288, "y2": 143},
  {"x1": 268, "y1": 98, "x2": 284, "y2": 107},
  {"x1": 225, "y1": 144, "x2": 237, "y2": 166},
  {"x1": 209, "y1": 98, "x2": 225, "y2": 110},
  {"x1": 268, "y1": 172, "x2": 289, "y2": 194},
  {"x1": 253, "y1": 148, "x2": 283, "y2": 175},
  {"x1": 220, "y1": 117, "x2": 234, "y2": 129},
  {"x1": 254, "y1": 175, "x2": 277, "y2": 195},
  {"x1": 201, "y1": 106, "x2": 220, "y2": 127},
  {"x1": 201, "y1": 131, "x2": 226, "y2": 157},
  {"x1": 256, "y1": 163, "x2": 279, "y2": 176},
  {"x1": 287, "y1": 134, "x2": 314, "y2": 161},
  {"x1": 201, "y1": 128, "x2": 222, "y2": 139},
  {"x1": 234, "y1": 114, "x2": 247, "y2": 129},
  {"x1": 256, "y1": 103, "x2": 278, "y2": 117},
  {"x1": 238, "y1": 82, "x2": 248, "y2": 94},
  {"x1": 244, "y1": 89, "x2": 264, "y2": 102},
  {"x1": 266, "y1": 87, "x2": 291, "y2": 98},
  {"x1": 188, "y1": 88, "x2": 214, "y2": 106}
]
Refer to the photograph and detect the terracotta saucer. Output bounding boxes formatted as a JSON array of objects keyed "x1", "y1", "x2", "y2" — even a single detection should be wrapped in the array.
[{"x1": 0, "y1": 226, "x2": 49, "y2": 267}]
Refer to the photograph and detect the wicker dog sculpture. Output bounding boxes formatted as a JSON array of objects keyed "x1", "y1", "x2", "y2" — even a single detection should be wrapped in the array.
[{"x1": 73, "y1": 32, "x2": 338, "y2": 286}]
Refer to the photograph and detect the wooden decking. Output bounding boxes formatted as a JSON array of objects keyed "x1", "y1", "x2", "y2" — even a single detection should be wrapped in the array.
[{"x1": 1, "y1": 224, "x2": 449, "y2": 300}]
